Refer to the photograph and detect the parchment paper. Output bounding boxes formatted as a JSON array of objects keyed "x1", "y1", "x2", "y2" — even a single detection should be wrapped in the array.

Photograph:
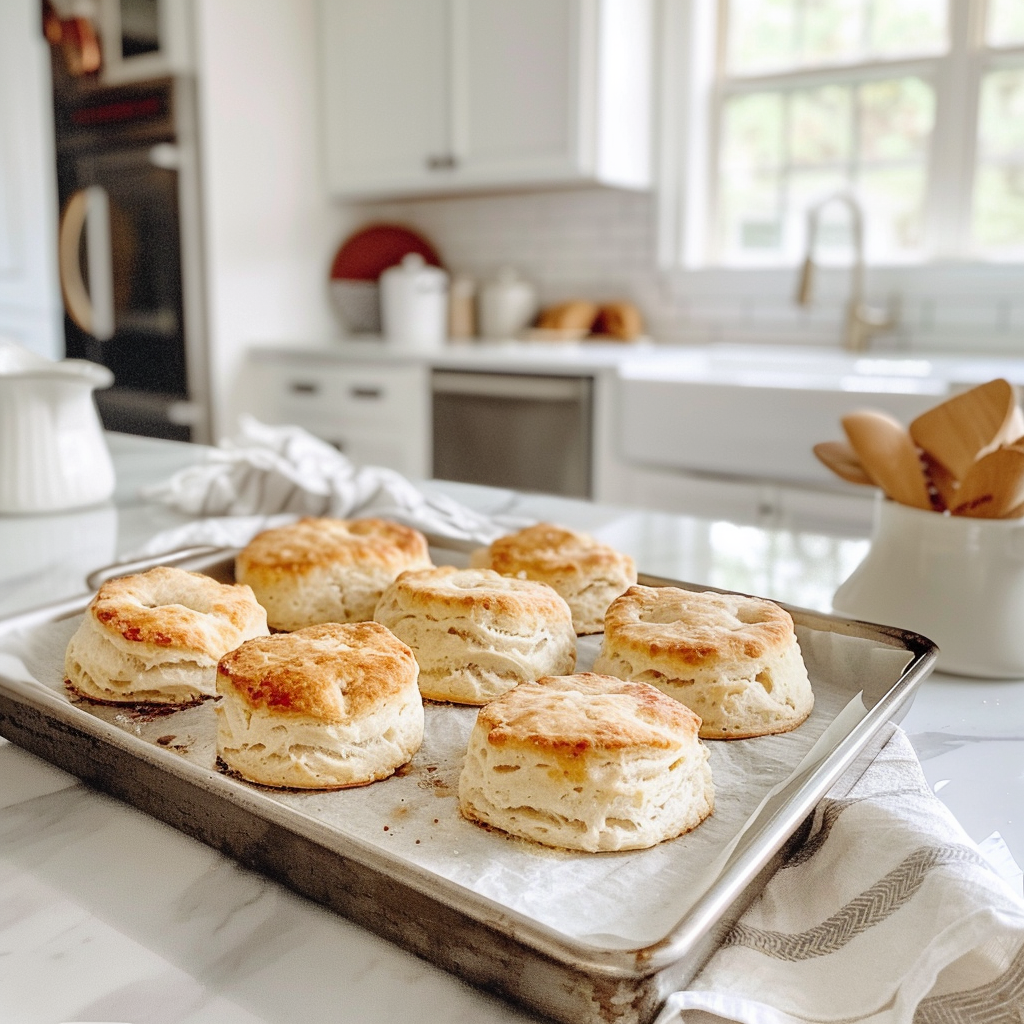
[{"x1": 0, "y1": 611, "x2": 912, "y2": 951}]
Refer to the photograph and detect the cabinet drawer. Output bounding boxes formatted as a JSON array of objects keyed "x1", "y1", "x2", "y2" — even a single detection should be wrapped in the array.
[{"x1": 276, "y1": 364, "x2": 427, "y2": 431}]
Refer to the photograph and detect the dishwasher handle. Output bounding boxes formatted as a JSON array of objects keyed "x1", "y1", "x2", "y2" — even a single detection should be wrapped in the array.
[{"x1": 431, "y1": 371, "x2": 591, "y2": 402}]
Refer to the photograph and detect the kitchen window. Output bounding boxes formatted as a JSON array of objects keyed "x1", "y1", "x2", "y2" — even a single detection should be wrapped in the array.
[{"x1": 661, "y1": 0, "x2": 1024, "y2": 270}]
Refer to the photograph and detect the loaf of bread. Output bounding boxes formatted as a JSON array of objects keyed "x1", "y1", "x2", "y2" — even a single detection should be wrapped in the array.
[
  {"x1": 592, "y1": 301, "x2": 643, "y2": 341},
  {"x1": 216, "y1": 621, "x2": 423, "y2": 789},
  {"x1": 537, "y1": 300, "x2": 599, "y2": 333},
  {"x1": 235, "y1": 517, "x2": 433, "y2": 630},
  {"x1": 64, "y1": 565, "x2": 269, "y2": 705},
  {"x1": 373, "y1": 565, "x2": 577, "y2": 704},
  {"x1": 458, "y1": 672, "x2": 714, "y2": 852},
  {"x1": 593, "y1": 585, "x2": 814, "y2": 739},
  {"x1": 470, "y1": 523, "x2": 637, "y2": 634}
]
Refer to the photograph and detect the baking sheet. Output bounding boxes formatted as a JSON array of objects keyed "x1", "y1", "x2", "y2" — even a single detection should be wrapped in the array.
[{"x1": 0, "y1": 571, "x2": 912, "y2": 951}]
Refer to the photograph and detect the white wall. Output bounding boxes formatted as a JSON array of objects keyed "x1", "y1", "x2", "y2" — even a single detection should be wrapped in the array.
[
  {"x1": 194, "y1": 0, "x2": 353, "y2": 441},
  {"x1": 0, "y1": 0, "x2": 62, "y2": 360}
]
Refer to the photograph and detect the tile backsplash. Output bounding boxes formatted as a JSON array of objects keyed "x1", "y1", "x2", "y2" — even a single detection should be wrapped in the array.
[{"x1": 355, "y1": 188, "x2": 1024, "y2": 354}]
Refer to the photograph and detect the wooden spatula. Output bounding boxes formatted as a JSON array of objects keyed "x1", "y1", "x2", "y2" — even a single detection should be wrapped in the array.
[
  {"x1": 952, "y1": 445, "x2": 1024, "y2": 518},
  {"x1": 813, "y1": 440, "x2": 874, "y2": 486},
  {"x1": 841, "y1": 410, "x2": 932, "y2": 510},
  {"x1": 909, "y1": 378, "x2": 1018, "y2": 480}
]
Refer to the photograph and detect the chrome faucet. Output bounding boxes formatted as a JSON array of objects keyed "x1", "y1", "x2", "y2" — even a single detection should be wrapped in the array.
[{"x1": 795, "y1": 191, "x2": 897, "y2": 352}]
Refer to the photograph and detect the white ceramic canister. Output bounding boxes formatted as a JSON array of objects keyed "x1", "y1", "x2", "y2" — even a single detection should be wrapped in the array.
[
  {"x1": 832, "y1": 497, "x2": 1024, "y2": 678},
  {"x1": 379, "y1": 253, "x2": 449, "y2": 349},
  {"x1": 0, "y1": 340, "x2": 116, "y2": 513},
  {"x1": 477, "y1": 267, "x2": 539, "y2": 340}
]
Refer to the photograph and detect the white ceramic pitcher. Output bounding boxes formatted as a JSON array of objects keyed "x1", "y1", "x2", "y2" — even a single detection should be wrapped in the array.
[{"x1": 0, "y1": 340, "x2": 116, "y2": 513}]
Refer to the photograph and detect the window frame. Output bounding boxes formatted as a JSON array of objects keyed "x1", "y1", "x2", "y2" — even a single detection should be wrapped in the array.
[{"x1": 657, "y1": 0, "x2": 1024, "y2": 276}]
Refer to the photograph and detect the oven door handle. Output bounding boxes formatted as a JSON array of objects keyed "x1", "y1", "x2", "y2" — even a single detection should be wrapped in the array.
[{"x1": 58, "y1": 186, "x2": 115, "y2": 341}]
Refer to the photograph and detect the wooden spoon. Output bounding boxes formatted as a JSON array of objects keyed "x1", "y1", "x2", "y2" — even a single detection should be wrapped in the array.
[
  {"x1": 841, "y1": 410, "x2": 932, "y2": 510},
  {"x1": 950, "y1": 446, "x2": 1024, "y2": 518},
  {"x1": 909, "y1": 378, "x2": 1018, "y2": 480},
  {"x1": 813, "y1": 440, "x2": 874, "y2": 486}
]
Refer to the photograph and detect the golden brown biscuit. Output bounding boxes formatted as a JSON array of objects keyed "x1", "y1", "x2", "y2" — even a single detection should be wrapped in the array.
[
  {"x1": 64, "y1": 565, "x2": 269, "y2": 704},
  {"x1": 471, "y1": 523, "x2": 637, "y2": 634},
  {"x1": 373, "y1": 566, "x2": 577, "y2": 704},
  {"x1": 593, "y1": 585, "x2": 814, "y2": 739},
  {"x1": 458, "y1": 672, "x2": 714, "y2": 851},
  {"x1": 216, "y1": 621, "x2": 423, "y2": 789},
  {"x1": 235, "y1": 516, "x2": 433, "y2": 630}
]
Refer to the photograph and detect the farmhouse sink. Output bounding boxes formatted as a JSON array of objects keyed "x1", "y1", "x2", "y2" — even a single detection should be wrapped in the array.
[{"x1": 617, "y1": 345, "x2": 1019, "y2": 487}]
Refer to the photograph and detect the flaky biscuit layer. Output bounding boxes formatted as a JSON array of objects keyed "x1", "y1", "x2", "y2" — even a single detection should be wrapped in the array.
[
  {"x1": 594, "y1": 585, "x2": 814, "y2": 739},
  {"x1": 374, "y1": 566, "x2": 577, "y2": 704},
  {"x1": 471, "y1": 523, "x2": 636, "y2": 635},
  {"x1": 236, "y1": 517, "x2": 433, "y2": 629},
  {"x1": 458, "y1": 672, "x2": 714, "y2": 852}
]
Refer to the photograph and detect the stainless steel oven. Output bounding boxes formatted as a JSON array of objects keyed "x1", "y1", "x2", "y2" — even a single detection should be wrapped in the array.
[
  {"x1": 431, "y1": 370, "x2": 593, "y2": 498},
  {"x1": 52, "y1": 71, "x2": 208, "y2": 442}
]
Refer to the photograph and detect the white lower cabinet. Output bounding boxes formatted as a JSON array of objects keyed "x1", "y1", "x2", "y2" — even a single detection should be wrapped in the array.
[
  {"x1": 245, "y1": 354, "x2": 431, "y2": 479},
  {"x1": 620, "y1": 464, "x2": 874, "y2": 536}
]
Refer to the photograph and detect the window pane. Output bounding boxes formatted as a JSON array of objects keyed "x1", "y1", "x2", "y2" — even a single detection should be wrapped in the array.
[
  {"x1": 725, "y1": 0, "x2": 946, "y2": 73},
  {"x1": 726, "y1": 0, "x2": 797, "y2": 74},
  {"x1": 721, "y1": 93, "x2": 784, "y2": 171},
  {"x1": 802, "y1": 0, "x2": 863, "y2": 65},
  {"x1": 790, "y1": 85, "x2": 852, "y2": 167},
  {"x1": 859, "y1": 77, "x2": 934, "y2": 162},
  {"x1": 858, "y1": 166, "x2": 928, "y2": 252},
  {"x1": 869, "y1": 0, "x2": 946, "y2": 57},
  {"x1": 787, "y1": 168, "x2": 851, "y2": 258},
  {"x1": 717, "y1": 171, "x2": 784, "y2": 259},
  {"x1": 988, "y1": 0, "x2": 1024, "y2": 47},
  {"x1": 973, "y1": 69, "x2": 1024, "y2": 249}
]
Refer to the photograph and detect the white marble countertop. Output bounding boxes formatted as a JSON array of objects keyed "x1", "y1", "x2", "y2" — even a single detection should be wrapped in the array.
[{"x1": 1, "y1": 432, "x2": 1020, "y2": 1024}]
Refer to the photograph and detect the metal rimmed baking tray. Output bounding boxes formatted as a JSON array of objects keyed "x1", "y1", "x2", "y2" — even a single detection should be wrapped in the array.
[{"x1": 0, "y1": 541, "x2": 937, "y2": 1024}]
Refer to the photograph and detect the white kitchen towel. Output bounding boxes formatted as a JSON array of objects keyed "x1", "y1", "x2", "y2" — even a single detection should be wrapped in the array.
[
  {"x1": 661, "y1": 728, "x2": 1024, "y2": 1024},
  {"x1": 137, "y1": 415, "x2": 529, "y2": 553}
]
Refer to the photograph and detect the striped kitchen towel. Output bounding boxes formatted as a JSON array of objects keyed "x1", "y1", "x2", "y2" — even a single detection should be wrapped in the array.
[{"x1": 660, "y1": 728, "x2": 1024, "y2": 1024}]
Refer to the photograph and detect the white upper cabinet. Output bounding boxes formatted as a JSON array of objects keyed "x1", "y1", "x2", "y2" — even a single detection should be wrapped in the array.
[{"x1": 319, "y1": 0, "x2": 652, "y2": 199}]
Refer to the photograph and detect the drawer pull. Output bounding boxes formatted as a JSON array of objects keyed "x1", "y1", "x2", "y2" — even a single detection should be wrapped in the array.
[
  {"x1": 289, "y1": 381, "x2": 319, "y2": 395},
  {"x1": 351, "y1": 386, "x2": 383, "y2": 400}
]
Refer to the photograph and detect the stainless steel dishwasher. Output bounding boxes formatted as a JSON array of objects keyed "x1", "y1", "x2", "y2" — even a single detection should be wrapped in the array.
[{"x1": 431, "y1": 370, "x2": 593, "y2": 498}]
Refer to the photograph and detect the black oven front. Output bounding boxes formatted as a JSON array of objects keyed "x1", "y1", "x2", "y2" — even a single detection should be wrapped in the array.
[{"x1": 53, "y1": 73, "x2": 208, "y2": 442}]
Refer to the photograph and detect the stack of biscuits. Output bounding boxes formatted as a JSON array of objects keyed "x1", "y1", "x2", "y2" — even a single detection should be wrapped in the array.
[{"x1": 64, "y1": 514, "x2": 814, "y2": 854}]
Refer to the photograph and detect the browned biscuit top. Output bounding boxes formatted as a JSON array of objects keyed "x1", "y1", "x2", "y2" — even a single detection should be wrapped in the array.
[
  {"x1": 216, "y1": 621, "x2": 417, "y2": 722},
  {"x1": 236, "y1": 517, "x2": 432, "y2": 577},
  {"x1": 89, "y1": 565, "x2": 265, "y2": 656},
  {"x1": 381, "y1": 566, "x2": 571, "y2": 622},
  {"x1": 603, "y1": 585, "x2": 796, "y2": 667},
  {"x1": 475, "y1": 672, "x2": 700, "y2": 755},
  {"x1": 482, "y1": 523, "x2": 634, "y2": 581}
]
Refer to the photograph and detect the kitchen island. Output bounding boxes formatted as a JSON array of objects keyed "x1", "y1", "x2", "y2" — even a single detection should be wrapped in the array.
[{"x1": 0, "y1": 432, "x2": 1021, "y2": 1024}]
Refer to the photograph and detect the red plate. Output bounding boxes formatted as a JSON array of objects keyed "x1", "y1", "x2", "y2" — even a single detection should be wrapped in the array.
[{"x1": 330, "y1": 223, "x2": 443, "y2": 281}]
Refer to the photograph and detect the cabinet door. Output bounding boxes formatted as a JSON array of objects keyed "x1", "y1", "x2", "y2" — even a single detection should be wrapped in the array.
[
  {"x1": 321, "y1": 0, "x2": 450, "y2": 196},
  {"x1": 450, "y1": 0, "x2": 584, "y2": 186}
]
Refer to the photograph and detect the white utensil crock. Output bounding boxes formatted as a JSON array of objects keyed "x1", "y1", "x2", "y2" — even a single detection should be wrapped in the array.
[
  {"x1": 833, "y1": 497, "x2": 1024, "y2": 678},
  {"x1": 379, "y1": 253, "x2": 448, "y2": 349},
  {"x1": 0, "y1": 340, "x2": 116, "y2": 513}
]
